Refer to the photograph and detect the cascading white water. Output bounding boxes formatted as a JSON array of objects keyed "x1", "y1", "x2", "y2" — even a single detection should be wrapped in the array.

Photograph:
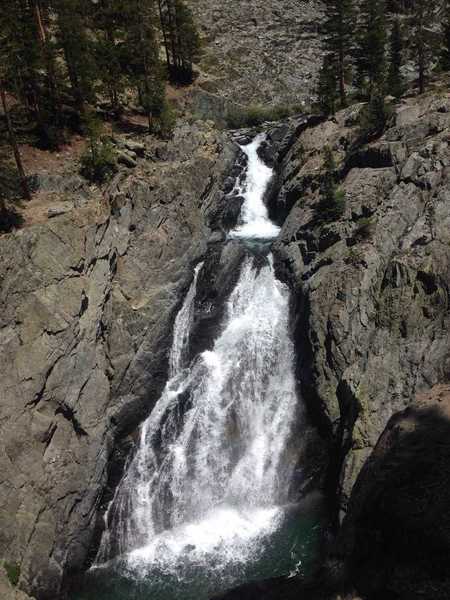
[
  {"x1": 230, "y1": 134, "x2": 280, "y2": 240},
  {"x1": 94, "y1": 136, "x2": 303, "y2": 592}
]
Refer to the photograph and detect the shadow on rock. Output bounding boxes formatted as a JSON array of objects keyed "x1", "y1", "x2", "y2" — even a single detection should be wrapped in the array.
[{"x1": 335, "y1": 384, "x2": 450, "y2": 600}]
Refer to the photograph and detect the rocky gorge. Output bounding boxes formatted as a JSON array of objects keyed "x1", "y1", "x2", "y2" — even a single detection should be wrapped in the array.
[{"x1": 1, "y1": 2, "x2": 450, "y2": 599}]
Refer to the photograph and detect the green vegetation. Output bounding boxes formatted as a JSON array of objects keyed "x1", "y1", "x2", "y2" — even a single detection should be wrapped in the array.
[
  {"x1": 225, "y1": 104, "x2": 303, "y2": 129},
  {"x1": 316, "y1": 147, "x2": 346, "y2": 223},
  {"x1": 0, "y1": 0, "x2": 200, "y2": 231},
  {"x1": 440, "y1": 5, "x2": 450, "y2": 72},
  {"x1": 387, "y1": 18, "x2": 405, "y2": 98},
  {"x1": 322, "y1": 0, "x2": 355, "y2": 107},
  {"x1": 354, "y1": 0, "x2": 387, "y2": 96},
  {"x1": 358, "y1": 90, "x2": 394, "y2": 141},
  {"x1": 354, "y1": 216, "x2": 376, "y2": 240},
  {"x1": 317, "y1": 0, "x2": 446, "y2": 114},
  {"x1": 4, "y1": 560, "x2": 21, "y2": 587}
]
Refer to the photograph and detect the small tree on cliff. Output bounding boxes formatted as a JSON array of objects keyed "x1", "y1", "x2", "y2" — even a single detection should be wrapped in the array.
[
  {"x1": 317, "y1": 53, "x2": 338, "y2": 115},
  {"x1": 316, "y1": 146, "x2": 346, "y2": 222},
  {"x1": 440, "y1": 5, "x2": 450, "y2": 72}
]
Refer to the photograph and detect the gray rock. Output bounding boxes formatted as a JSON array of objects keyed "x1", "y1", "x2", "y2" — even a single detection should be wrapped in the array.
[
  {"x1": 337, "y1": 385, "x2": 450, "y2": 599},
  {"x1": 116, "y1": 151, "x2": 137, "y2": 168},
  {"x1": 123, "y1": 140, "x2": 145, "y2": 157},
  {"x1": 47, "y1": 203, "x2": 73, "y2": 218},
  {"x1": 0, "y1": 121, "x2": 236, "y2": 599},
  {"x1": 273, "y1": 92, "x2": 450, "y2": 519}
]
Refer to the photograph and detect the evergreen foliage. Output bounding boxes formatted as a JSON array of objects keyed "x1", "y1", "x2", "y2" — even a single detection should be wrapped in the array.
[
  {"x1": 317, "y1": 54, "x2": 338, "y2": 115},
  {"x1": 387, "y1": 19, "x2": 404, "y2": 98},
  {"x1": 157, "y1": 0, "x2": 201, "y2": 83},
  {"x1": 322, "y1": 0, "x2": 355, "y2": 106},
  {"x1": 316, "y1": 147, "x2": 346, "y2": 222},
  {"x1": 358, "y1": 89, "x2": 393, "y2": 141},
  {"x1": 410, "y1": 0, "x2": 438, "y2": 93},
  {"x1": 440, "y1": 5, "x2": 450, "y2": 72},
  {"x1": 80, "y1": 112, "x2": 117, "y2": 183},
  {"x1": 354, "y1": 0, "x2": 387, "y2": 97}
]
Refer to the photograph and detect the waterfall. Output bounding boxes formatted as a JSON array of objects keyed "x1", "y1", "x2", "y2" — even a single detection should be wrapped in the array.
[
  {"x1": 93, "y1": 135, "x2": 303, "y2": 590},
  {"x1": 230, "y1": 134, "x2": 280, "y2": 240}
]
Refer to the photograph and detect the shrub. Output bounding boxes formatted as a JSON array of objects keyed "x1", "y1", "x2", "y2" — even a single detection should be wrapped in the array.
[
  {"x1": 354, "y1": 216, "x2": 376, "y2": 240},
  {"x1": 4, "y1": 561, "x2": 20, "y2": 587},
  {"x1": 225, "y1": 103, "x2": 303, "y2": 129},
  {"x1": 152, "y1": 101, "x2": 177, "y2": 139},
  {"x1": 80, "y1": 139, "x2": 117, "y2": 184}
]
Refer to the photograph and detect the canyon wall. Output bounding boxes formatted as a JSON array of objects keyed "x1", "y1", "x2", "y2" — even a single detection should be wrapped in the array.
[{"x1": 0, "y1": 122, "x2": 235, "y2": 599}]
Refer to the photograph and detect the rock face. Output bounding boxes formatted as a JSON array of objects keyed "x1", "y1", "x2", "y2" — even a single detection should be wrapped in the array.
[
  {"x1": 0, "y1": 121, "x2": 236, "y2": 599},
  {"x1": 273, "y1": 92, "x2": 450, "y2": 520},
  {"x1": 336, "y1": 385, "x2": 450, "y2": 599},
  {"x1": 187, "y1": 0, "x2": 324, "y2": 108}
]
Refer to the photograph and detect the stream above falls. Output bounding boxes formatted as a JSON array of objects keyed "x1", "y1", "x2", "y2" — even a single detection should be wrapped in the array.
[{"x1": 72, "y1": 134, "x2": 325, "y2": 600}]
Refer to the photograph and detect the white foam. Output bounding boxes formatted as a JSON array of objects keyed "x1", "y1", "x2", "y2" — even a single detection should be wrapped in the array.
[
  {"x1": 230, "y1": 135, "x2": 280, "y2": 240},
  {"x1": 128, "y1": 506, "x2": 282, "y2": 572}
]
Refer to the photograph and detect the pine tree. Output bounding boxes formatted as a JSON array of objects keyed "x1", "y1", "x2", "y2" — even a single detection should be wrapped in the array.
[
  {"x1": 410, "y1": 0, "x2": 437, "y2": 94},
  {"x1": 354, "y1": 0, "x2": 387, "y2": 97},
  {"x1": 0, "y1": 88, "x2": 31, "y2": 201},
  {"x1": 323, "y1": 0, "x2": 354, "y2": 106},
  {"x1": 54, "y1": 0, "x2": 96, "y2": 111},
  {"x1": 440, "y1": 4, "x2": 450, "y2": 72},
  {"x1": 90, "y1": 0, "x2": 128, "y2": 112},
  {"x1": 157, "y1": 0, "x2": 201, "y2": 83},
  {"x1": 0, "y1": 0, "x2": 43, "y2": 121},
  {"x1": 387, "y1": 18, "x2": 404, "y2": 98},
  {"x1": 317, "y1": 53, "x2": 338, "y2": 115},
  {"x1": 123, "y1": 0, "x2": 166, "y2": 130},
  {"x1": 317, "y1": 146, "x2": 346, "y2": 222}
]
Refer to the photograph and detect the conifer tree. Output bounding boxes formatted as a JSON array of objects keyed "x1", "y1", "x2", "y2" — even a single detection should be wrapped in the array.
[
  {"x1": 323, "y1": 0, "x2": 354, "y2": 106},
  {"x1": 387, "y1": 18, "x2": 404, "y2": 98},
  {"x1": 410, "y1": 0, "x2": 437, "y2": 93},
  {"x1": 90, "y1": 0, "x2": 127, "y2": 112},
  {"x1": 354, "y1": 0, "x2": 387, "y2": 96},
  {"x1": 1, "y1": 88, "x2": 31, "y2": 201},
  {"x1": 54, "y1": 0, "x2": 96, "y2": 110},
  {"x1": 317, "y1": 146, "x2": 346, "y2": 222},
  {"x1": 0, "y1": 1, "x2": 43, "y2": 120},
  {"x1": 317, "y1": 54, "x2": 338, "y2": 115},
  {"x1": 157, "y1": 0, "x2": 201, "y2": 83},
  {"x1": 440, "y1": 4, "x2": 450, "y2": 72},
  {"x1": 123, "y1": 0, "x2": 165, "y2": 130}
]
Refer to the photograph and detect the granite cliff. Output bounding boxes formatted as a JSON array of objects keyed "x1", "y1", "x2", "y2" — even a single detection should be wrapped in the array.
[{"x1": 0, "y1": 122, "x2": 235, "y2": 599}]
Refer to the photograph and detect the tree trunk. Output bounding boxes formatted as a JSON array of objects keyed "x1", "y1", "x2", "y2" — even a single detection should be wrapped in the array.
[
  {"x1": 33, "y1": 0, "x2": 60, "y2": 114},
  {"x1": 1, "y1": 88, "x2": 31, "y2": 200},
  {"x1": 157, "y1": 0, "x2": 172, "y2": 68},
  {"x1": 339, "y1": 46, "x2": 346, "y2": 106}
]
